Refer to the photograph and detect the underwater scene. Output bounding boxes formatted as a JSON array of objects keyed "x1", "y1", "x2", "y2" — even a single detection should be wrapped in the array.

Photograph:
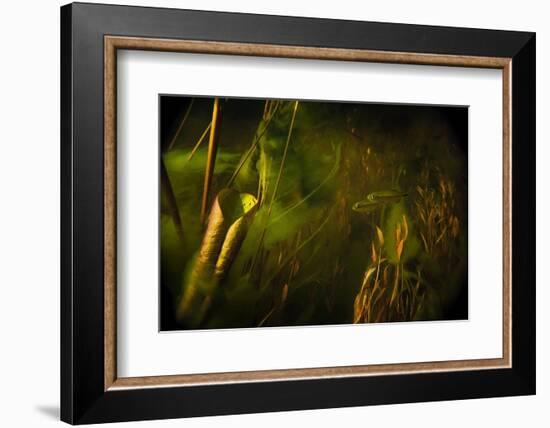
[{"x1": 159, "y1": 96, "x2": 468, "y2": 330}]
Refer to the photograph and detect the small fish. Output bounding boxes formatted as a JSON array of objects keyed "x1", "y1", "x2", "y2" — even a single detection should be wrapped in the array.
[
  {"x1": 352, "y1": 190, "x2": 408, "y2": 212},
  {"x1": 366, "y1": 190, "x2": 408, "y2": 204},
  {"x1": 351, "y1": 199, "x2": 381, "y2": 213}
]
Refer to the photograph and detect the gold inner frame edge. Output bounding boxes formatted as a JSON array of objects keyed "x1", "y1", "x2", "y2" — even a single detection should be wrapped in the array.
[{"x1": 104, "y1": 36, "x2": 512, "y2": 391}]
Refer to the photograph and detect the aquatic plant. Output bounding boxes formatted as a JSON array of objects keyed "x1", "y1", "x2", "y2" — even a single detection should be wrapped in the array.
[
  {"x1": 249, "y1": 101, "x2": 299, "y2": 273},
  {"x1": 415, "y1": 168, "x2": 460, "y2": 258},
  {"x1": 354, "y1": 215, "x2": 426, "y2": 323},
  {"x1": 177, "y1": 189, "x2": 258, "y2": 327},
  {"x1": 226, "y1": 99, "x2": 281, "y2": 188},
  {"x1": 160, "y1": 157, "x2": 185, "y2": 248},
  {"x1": 167, "y1": 98, "x2": 194, "y2": 151},
  {"x1": 186, "y1": 121, "x2": 212, "y2": 162},
  {"x1": 200, "y1": 97, "x2": 223, "y2": 224}
]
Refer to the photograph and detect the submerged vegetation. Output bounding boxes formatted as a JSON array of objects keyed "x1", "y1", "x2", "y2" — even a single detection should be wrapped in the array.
[{"x1": 160, "y1": 96, "x2": 468, "y2": 330}]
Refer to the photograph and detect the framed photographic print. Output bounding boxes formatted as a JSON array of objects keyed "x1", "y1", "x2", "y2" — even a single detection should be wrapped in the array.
[{"x1": 60, "y1": 2, "x2": 536, "y2": 424}]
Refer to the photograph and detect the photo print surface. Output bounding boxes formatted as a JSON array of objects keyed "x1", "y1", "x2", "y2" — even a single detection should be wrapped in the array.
[{"x1": 159, "y1": 96, "x2": 468, "y2": 331}]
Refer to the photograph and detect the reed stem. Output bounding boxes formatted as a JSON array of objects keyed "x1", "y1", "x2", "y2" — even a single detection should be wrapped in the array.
[
  {"x1": 267, "y1": 100, "x2": 299, "y2": 215},
  {"x1": 167, "y1": 98, "x2": 194, "y2": 151},
  {"x1": 187, "y1": 121, "x2": 212, "y2": 162},
  {"x1": 160, "y1": 157, "x2": 184, "y2": 246},
  {"x1": 200, "y1": 97, "x2": 222, "y2": 224},
  {"x1": 250, "y1": 101, "x2": 299, "y2": 273},
  {"x1": 226, "y1": 100, "x2": 279, "y2": 188}
]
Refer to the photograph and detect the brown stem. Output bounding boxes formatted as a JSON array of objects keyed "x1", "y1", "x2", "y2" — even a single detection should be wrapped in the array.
[
  {"x1": 226, "y1": 102, "x2": 278, "y2": 188},
  {"x1": 160, "y1": 157, "x2": 184, "y2": 246},
  {"x1": 187, "y1": 121, "x2": 212, "y2": 162},
  {"x1": 166, "y1": 98, "x2": 194, "y2": 151},
  {"x1": 200, "y1": 97, "x2": 222, "y2": 224}
]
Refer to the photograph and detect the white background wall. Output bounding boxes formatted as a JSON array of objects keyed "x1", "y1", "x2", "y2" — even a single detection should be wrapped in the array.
[{"x1": 0, "y1": 0, "x2": 546, "y2": 426}]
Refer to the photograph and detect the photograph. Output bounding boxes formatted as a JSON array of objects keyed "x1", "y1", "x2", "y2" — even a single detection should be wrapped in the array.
[{"x1": 159, "y1": 96, "x2": 469, "y2": 330}]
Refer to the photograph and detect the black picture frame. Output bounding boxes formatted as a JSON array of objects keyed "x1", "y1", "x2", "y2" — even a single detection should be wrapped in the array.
[{"x1": 61, "y1": 2, "x2": 535, "y2": 424}]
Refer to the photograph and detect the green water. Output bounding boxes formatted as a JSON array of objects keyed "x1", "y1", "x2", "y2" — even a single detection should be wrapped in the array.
[{"x1": 160, "y1": 97, "x2": 468, "y2": 330}]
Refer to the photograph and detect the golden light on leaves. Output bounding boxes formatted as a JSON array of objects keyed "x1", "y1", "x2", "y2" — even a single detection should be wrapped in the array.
[{"x1": 376, "y1": 226, "x2": 384, "y2": 246}]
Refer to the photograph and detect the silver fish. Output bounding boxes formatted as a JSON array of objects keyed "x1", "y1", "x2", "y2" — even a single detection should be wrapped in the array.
[{"x1": 352, "y1": 190, "x2": 407, "y2": 212}]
